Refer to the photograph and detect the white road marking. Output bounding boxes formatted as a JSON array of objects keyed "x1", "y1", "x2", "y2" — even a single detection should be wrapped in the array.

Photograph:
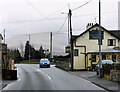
[{"x1": 37, "y1": 69, "x2": 52, "y2": 80}]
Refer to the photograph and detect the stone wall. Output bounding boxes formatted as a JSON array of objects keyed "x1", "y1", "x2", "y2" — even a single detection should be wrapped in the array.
[
  {"x1": 110, "y1": 70, "x2": 120, "y2": 82},
  {"x1": 103, "y1": 63, "x2": 120, "y2": 82},
  {"x1": 56, "y1": 60, "x2": 70, "y2": 71}
]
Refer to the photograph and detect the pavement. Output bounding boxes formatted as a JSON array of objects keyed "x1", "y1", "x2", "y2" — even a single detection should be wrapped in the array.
[
  {"x1": 70, "y1": 71, "x2": 120, "y2": 92},
  {"x1": 0, "y1": 80, "x2": 15, "y2": 91}
]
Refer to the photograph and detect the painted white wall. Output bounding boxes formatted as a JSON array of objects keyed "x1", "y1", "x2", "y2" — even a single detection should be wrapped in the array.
[{"x1": 73, "y1": 25, "x2": 119, "y2": 69}]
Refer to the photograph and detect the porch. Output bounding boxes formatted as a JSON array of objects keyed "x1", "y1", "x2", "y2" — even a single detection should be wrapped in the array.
[{"x1": 86, "y1": 48, "x2": 120, "y2": 70}]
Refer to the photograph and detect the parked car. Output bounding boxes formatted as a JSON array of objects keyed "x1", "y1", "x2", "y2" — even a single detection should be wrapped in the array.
[
  {"x1": 96, "y1": 60, "x2": 113, "y2": 75},
  {"x1": 39, "y1": 58, "x2": 50, "y2": 68}
]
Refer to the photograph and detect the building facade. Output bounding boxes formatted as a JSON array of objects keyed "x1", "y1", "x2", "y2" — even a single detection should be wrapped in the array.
[
  {"x1": 0, "y1": 34, "x2": 3, "y2": 67},
  {"x1": 72, "y1": 23, "x2": 120, "y2": 70}
]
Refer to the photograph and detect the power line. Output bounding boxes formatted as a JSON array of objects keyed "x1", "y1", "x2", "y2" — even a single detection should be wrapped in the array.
[
  {"x1": 72, "y1": 0, "x2": 92, "y2": 11},
  {"x1": 26, "y1": 0, "x2": 62, "y2": 29},
  {"x1": 0, "y1": 17, "x2": 66, "y2": 24},
  {"x1": 55, "y1": 16, "x2": 68, "y2": 34},
  {"x1": 0, "y1": 10, "x2": 117, "y2": 25},
  {"x1": 47, "y1": 4, "x2": 68, "y2": 17}
]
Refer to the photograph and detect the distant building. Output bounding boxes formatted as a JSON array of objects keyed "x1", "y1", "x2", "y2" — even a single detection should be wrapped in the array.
[
  {"x1": 72, "y1": 23, "x2": 120, "y2": 70},
  {"x1": 0, "y1": 34, "x2": 3, "y2": 67}
]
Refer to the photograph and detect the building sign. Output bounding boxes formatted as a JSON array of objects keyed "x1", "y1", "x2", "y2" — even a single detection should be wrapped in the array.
[
  {"x1": 89, "y1": 30, "x2": 104, "y2": 39},
  {"x1": 65, "y1": 45, "x2": 70, "y2": 53}
]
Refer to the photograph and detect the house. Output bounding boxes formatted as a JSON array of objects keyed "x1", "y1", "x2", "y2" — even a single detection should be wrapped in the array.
[
  {"x1": 0, "y1": 34, "x2": 3, "y2": 67},
  {"x1": 72, "y1": 23, "x2": 120, "y2": 70},
  {"x1": 0, "y1": 34, "x2": 8, "y2": 69}
]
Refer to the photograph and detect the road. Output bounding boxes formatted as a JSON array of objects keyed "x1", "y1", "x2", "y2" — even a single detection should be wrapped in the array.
[{"x1": 2, "y1": 64, "x2": 107, "y2": 91}]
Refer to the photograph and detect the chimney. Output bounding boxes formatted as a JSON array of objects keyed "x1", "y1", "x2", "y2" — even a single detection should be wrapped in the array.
[{"x1": 86, "y1": 23, "x2": 94, "y2": 30}]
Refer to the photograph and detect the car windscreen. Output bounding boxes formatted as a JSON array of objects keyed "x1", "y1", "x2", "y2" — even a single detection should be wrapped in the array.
[
  {"x1": 40, "y1": 60, "x2": 49, "y2": 62},
  {"x1": 102, "y1": 60, "x2": 113, "y2": 64}
]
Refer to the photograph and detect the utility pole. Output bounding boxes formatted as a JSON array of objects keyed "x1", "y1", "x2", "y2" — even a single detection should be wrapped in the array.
[
  {"x1": 99, "y1": 0, "x2": 102, "y2": 77},
  {"x1": 68, "y1": 4, "x2": 70, "y2": 44},
  {"x1": 68, "y1": 14, "x2": 70, "y2": 44},
  {"x1": 29, "y1": 35, "x2": 31, "y2": 62},
  {"x1": 50, "y1": 32, "x2": 52, "y2": 62},
  {"x1": 69, "y1": 9, "x2": 73, "y2": 70},
  {"x1": 4, "y1": 29, "x2": 6, "y2": 44}
]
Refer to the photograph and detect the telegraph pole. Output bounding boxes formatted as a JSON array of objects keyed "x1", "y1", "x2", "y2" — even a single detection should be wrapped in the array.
[
  {"x1": 29, "y1": 35, "x2": 31, "y2": 62},
  {"x1": 69, "y1": 9, "x2": 73, "y2": 70},
  {"x1": 68, "y1": 14, "x2": 70, "y2": 44},
  {"x1": 50, "y1": 32, "x2": 52, "y2": 62},
  {"x1": 99, "y1": 0, "x2": 102, "y2": 77},
  {"x1": 4, "y1": 29, "x2": 6, "y2": 44}
]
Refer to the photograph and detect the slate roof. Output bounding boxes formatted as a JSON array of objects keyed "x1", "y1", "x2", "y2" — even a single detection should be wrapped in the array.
[
  {"x1": 0, "y1": 34, "x2": 3, "y2": 40},
  {"x1": 109, "y1": 30, "x2": 120, "y2": 39}
]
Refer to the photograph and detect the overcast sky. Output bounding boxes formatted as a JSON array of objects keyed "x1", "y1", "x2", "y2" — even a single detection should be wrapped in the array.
[{"x1": 0, "y1": 0, "x2": 119, "y2": 55}]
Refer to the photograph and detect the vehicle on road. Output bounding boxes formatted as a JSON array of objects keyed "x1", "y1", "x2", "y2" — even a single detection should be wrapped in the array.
[
  {"x1": 96, "y1": 60, "x2": 113, "y2": 75},
  {"x1": 39, "y1": 58, "x2": 50, "y2": 68}
]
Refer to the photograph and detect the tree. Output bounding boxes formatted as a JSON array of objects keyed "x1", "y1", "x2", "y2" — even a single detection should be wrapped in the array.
[
  {"x1": 7, "y1": 49, "x2": 22, "y2": 63},
  {"x1": 24, "y1": 41, "x2": 29, "y2": 60},
  {"x1": 24, "y1": 41, "x2": 46, "y2": 60},
  {"x1": 14, "y1": 49, "x2": 22, "y2": 62},
  {"x1": 39, "y1": 46, "x2": 45, "y2": 59}
]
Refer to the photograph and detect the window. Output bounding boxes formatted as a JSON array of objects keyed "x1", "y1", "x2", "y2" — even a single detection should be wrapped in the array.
[
  {"x1": 74, "y1": 49, "x2": 79, "y2": 56},
  {"x1": 112, "y1": 55, "x2": 116, "y2": 62},
  {"x1": 91, "y1": 55, "x2": 96, "y2": 62},
  {"x1": 108, "y1": 39, "x2": 116, "y2": 46},
  {"x1": 102, "y1": 55, "x2": 106, "y2": 60}
]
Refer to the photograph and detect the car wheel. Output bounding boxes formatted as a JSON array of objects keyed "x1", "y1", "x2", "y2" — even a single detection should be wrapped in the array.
[{"x1": 40, "y1": 65, "x2": 42, "y2": 68}]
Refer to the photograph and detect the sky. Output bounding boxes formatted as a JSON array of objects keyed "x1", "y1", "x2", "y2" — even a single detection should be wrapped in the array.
[{"x1": 0, "y1": 0, "x2": 119, "y2": 55}]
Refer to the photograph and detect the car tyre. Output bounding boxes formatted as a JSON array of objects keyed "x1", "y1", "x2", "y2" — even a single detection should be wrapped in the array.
[{"x1": 40, "y1": 65, "x2": 42, "y2": 68}]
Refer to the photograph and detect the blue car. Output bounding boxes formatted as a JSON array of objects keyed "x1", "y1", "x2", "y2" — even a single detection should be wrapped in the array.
[{"x1": 39, "y1": 59, "x2": 50, "y2": 68}]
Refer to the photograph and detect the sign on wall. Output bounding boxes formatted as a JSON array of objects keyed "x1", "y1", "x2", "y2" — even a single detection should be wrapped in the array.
[
  {"x1": 65, "y1": 45, "x2": 70, "y2": 53},
  {"x1": 89, "y1": 30, "x2": 104, "y2": 39}
]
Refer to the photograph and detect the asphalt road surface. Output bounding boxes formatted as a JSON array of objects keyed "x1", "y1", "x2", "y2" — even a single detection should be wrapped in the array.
[{"x1": 2, "y1": 64, "x2": 107, "y2": 91}]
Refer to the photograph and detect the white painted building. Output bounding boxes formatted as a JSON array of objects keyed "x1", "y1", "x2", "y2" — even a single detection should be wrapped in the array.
[{"x1": 72, "y1": 23, "x2": 120, "y2": 70}]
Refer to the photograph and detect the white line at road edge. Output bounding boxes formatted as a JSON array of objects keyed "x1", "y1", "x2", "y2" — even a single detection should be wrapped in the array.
[{"x1": 37, "y1": 69, "x2": 52, "y2": 80}]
